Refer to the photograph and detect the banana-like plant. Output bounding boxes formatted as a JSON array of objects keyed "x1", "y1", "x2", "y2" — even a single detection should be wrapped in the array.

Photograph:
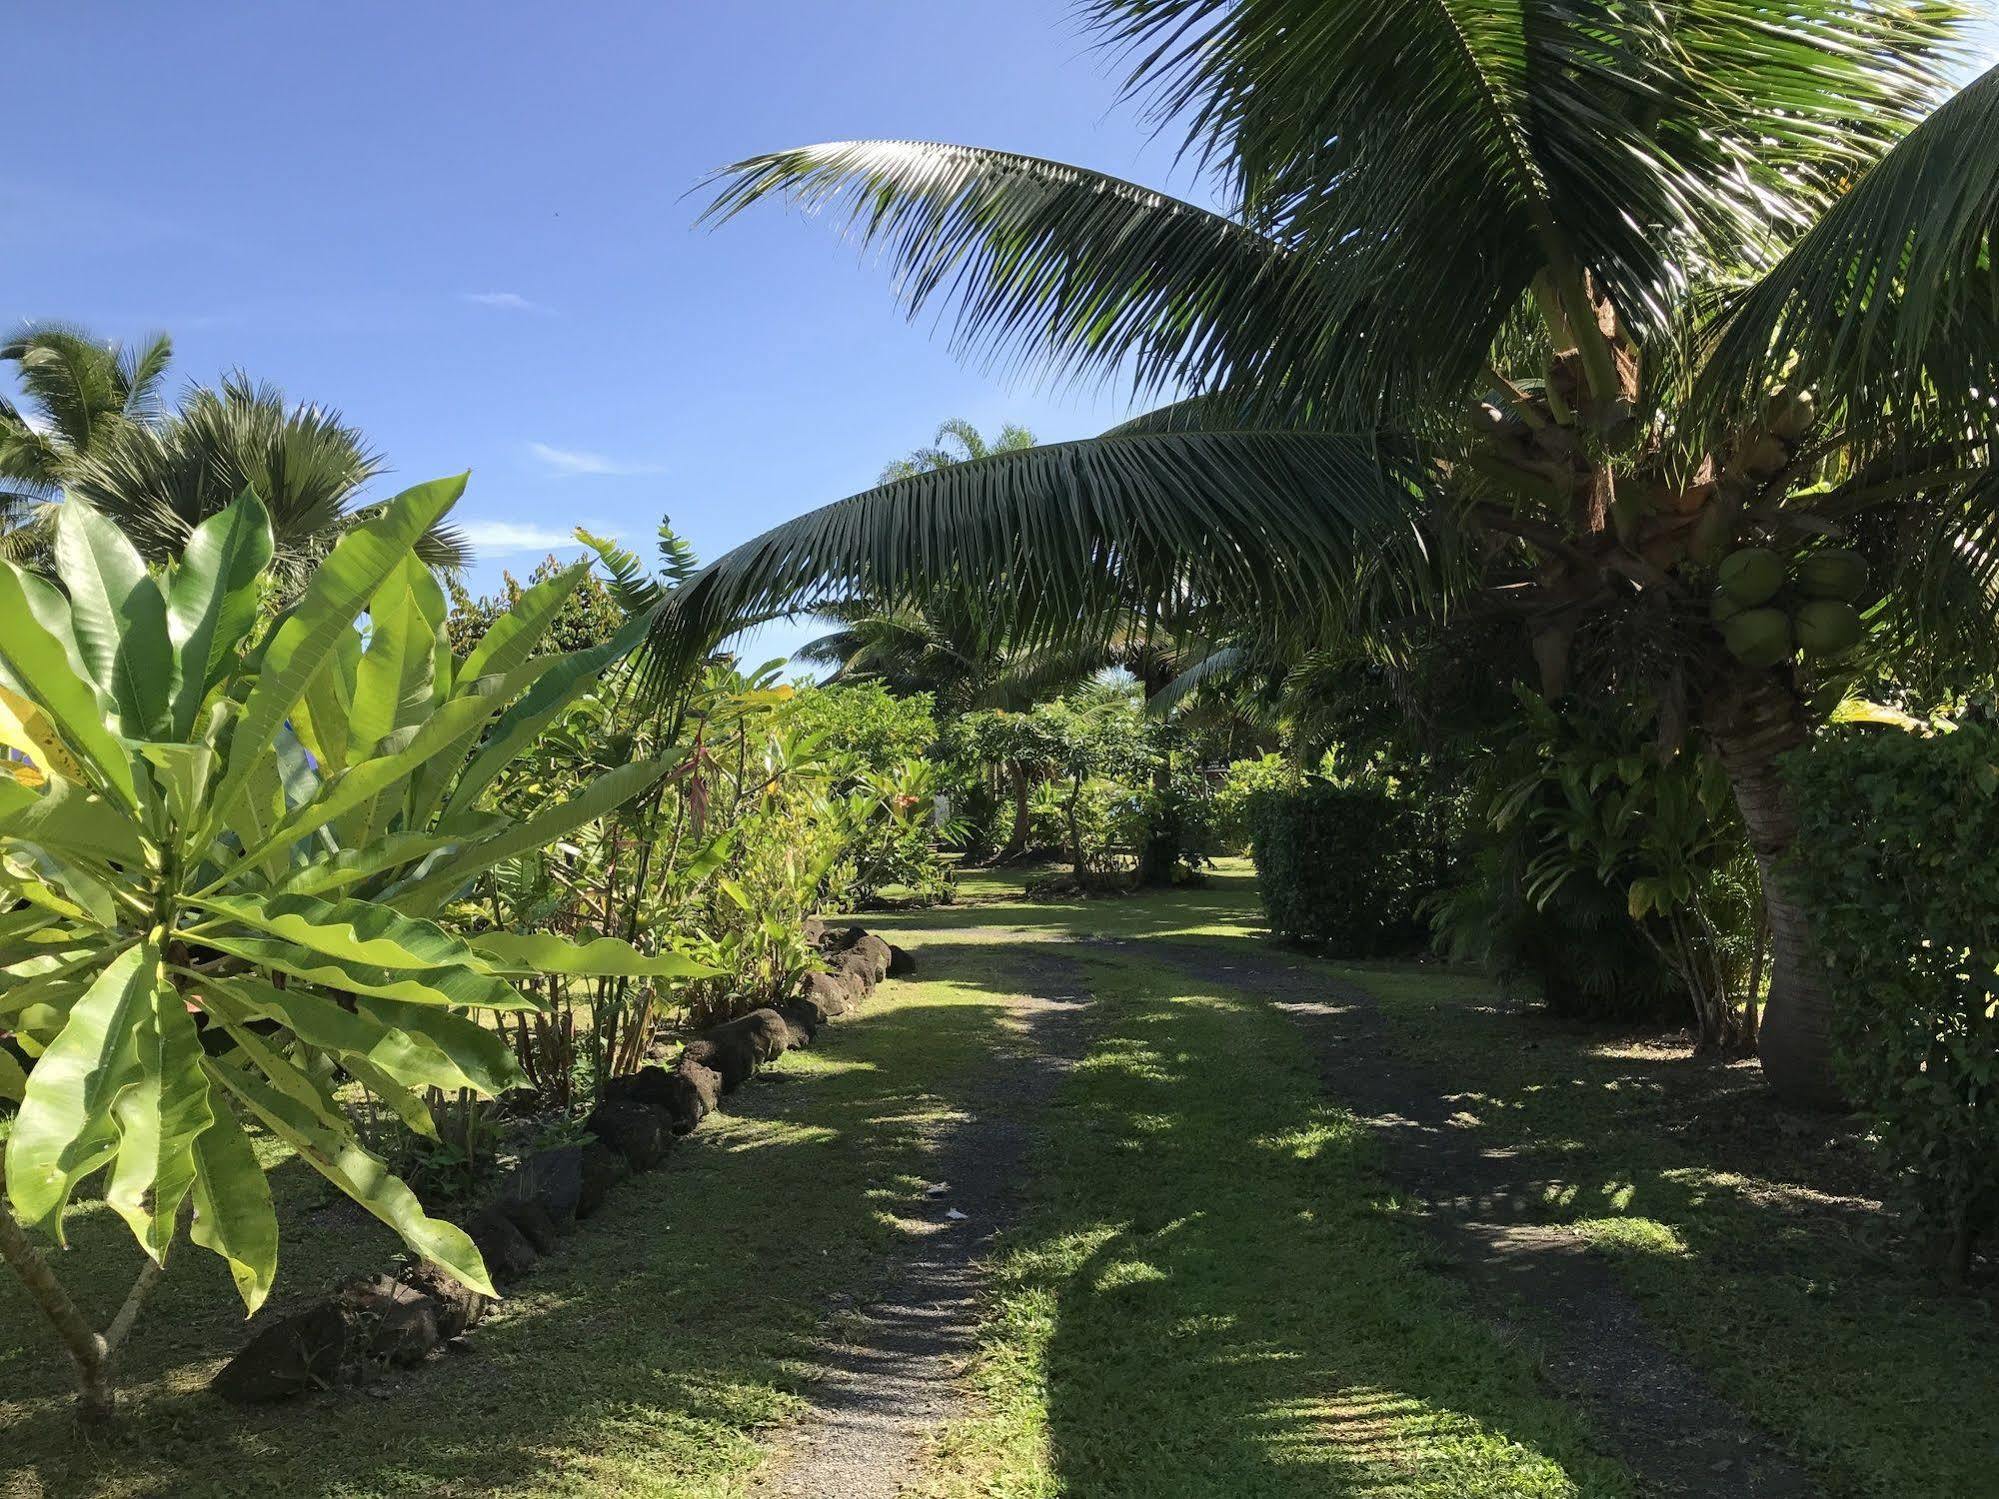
[{"x1": 0, "y1": 476, "x2": 706, "y2": 1419}]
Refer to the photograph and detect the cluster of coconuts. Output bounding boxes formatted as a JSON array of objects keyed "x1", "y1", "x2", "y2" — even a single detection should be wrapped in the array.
[{"x1": 1710, "y1": 546, "x2": 1867, "y2": 668}]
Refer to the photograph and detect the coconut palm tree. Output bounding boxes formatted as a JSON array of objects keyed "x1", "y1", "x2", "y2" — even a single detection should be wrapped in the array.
[
  {"x1": 657, "y1": 3, "x2": 1998, "y2": 1107},
  {"x1": 0, "y1": 324, "x2": 174, "y2": 556}
]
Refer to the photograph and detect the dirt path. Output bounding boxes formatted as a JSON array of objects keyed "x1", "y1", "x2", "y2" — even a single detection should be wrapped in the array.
[
  {"x1": 1153, "y1": 940, "x2": 1818, "y2": 1499},
  {"x1": 747, "y1": 946, "x2": 1092, "y2": 1499}
]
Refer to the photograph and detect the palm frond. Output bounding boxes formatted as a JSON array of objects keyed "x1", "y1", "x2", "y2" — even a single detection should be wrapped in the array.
[
  {"x1": 115, "y1": 332, "x2": 174, "y2": 423},
  {"x1": 701, "y1": 141, "x2": 1344, "y2": 417},
  {"x1": 1087, "y1": 0, "x2": 1964, "y2": 370},
  {"x1": 646, "y1": 428, "x2": 1435, "y2": 686},
  {"x1": 1701, "y1": 60, "x2": 1999, "y2": 434}
]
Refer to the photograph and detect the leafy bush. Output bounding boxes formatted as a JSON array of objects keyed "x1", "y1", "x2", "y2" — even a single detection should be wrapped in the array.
[
  {"x1": 1430, "y1": 832, "x2": 1682, "y2": 1021},
  {"x1": 1247, "y1": 781, "x2": 1430, "y2": 955},
  {"x1": 0, "y1": 481, "x2": 704, "y2": 1415},
  {"x1": 1471, "y1": 692, "x2": 1759, "y2": 1042},
  {"x1": 1786, "y1": 726, "x2": 1999, "y2": 1275},
  {"x1": 1212, "y1": 754, "x2": 1298, "y2": 852}
]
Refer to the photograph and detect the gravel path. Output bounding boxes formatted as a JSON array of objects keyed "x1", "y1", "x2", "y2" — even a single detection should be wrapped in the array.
[
  {"x1": 748, "y1": 946, "x2": 1093, "y2": 1499},
  {"x1": 1153, "y1": 940, "x2": 1819, "y2": 1499}
]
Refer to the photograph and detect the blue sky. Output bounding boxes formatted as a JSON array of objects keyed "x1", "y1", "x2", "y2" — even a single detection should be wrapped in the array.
[
  {"x1": 9, "y1": 4, "x2": 1997, "y2": 664},
  {"x1": 6, "y1": 0, "x2": 1204, "y2": 664}
]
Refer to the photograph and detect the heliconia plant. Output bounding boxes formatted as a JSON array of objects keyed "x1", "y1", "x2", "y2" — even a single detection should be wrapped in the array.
[{"x1": 0, "y1": 476, "x2": 711, "y2": 1419}]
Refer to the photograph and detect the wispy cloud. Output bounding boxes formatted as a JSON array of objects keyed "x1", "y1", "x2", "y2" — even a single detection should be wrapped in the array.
[
  {"x1": 457, "y1": 519, "x2": 590, "y2": 554},
  {"x1": 462, "y1": 291, "x2": 551, "y2": 314},
  {"x1": 527, "y1": 441, "x2": 664, "y2": 477}
]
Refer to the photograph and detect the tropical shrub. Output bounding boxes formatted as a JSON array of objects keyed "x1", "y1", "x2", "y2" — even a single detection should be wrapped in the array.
[
  {"x1": 1212, "y1": 754, "x2": 1297, "y2": 853},
  {"x1": 1786, "y1": 727, "x2": 1999, "y2": 1278},
  {"x1": 1246, "y1": 780, "x2": 1429, "y2": 956},
  {"x1": 1430, "y1": 834, "x2": 1682, "y2": 1021},
  {"x1": 1485, "y1": 693, "x2": 1763, "y2": 1046},
  {"x1": 942, "y1": 708, "x2": 1066, "y2": 860},
  {"x1": 0, "y1": 479, "x2": 703, "y2": 1417}
]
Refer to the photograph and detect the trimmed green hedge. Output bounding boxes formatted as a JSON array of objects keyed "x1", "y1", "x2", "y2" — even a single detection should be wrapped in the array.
[
  {"x1": 1786, "y1": 727, "x2": 1999, "y2": 1272},
  {"x1": 1247, "y1": 782, "x2": 1430, "y2": 956}
]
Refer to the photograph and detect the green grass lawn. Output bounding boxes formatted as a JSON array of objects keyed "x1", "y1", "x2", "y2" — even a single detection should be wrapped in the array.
[
  {"x1": 1345, "y1": 964, "x2": 1999, "y2": 1499},
  {"x1": 0, "y1": 939, "x2": 1011, "y2": 1498},
  {"x1": 903, "y1": 944, "x2": 1635, "y2": 1498},
  {"x1": 881, "y1": 863, "x2": 1996, "y2": 1499},
  {"x1": 6, "y1": 864, "x2": 1989, "y2": 1498}
]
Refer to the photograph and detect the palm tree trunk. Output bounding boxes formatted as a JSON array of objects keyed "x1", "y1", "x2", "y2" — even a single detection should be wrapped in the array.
[{"x1": 1705, "y1": 674, "x2": 1845, "y2": 1109}]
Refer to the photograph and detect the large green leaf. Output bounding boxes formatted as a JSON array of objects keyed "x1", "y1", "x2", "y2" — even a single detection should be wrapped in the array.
[
  {"x1": 460, "y1": 557, "x2": 591, "y2": 684},
  {"x1": 193, "y1": 933, "x2": 535, "y2": 1011},
  {"x1": 405, "y1": 654, "x2": 562, "y2": 825},
  {"x1": 209, "y1": 474, "x2": 467, "y2": 839},
  {"x1": 104, "y1": 975, "x2": 212, "y2": 1261},
  {"x1": 202, "y1": 1051, "x2": 496, "y2": 1297},
  {"x1": 231, "y1": 690, "x2": 509, "y2": 868},
  {"x1": 351, "y1": 555, "x2": 445, "y2": 755},
  {"x1": 166, "y1": 489, "x2": 276, "y2": 739},
  {"x1": 272, "y1": 832, "x2": 463, "y2": 898},
  {"x1": 190, "y1": 891, "x2": 488, "y2": 975},
  {"x1": 443, "y1": 610, "x2": 651, "y2": 819},
  {"x1": 188, "y1": 1105, "x2": 280, "y2": 1313},
  {"x1": 0, "y1": 778, "x2": 148, "y2": 869},
  {"x1": 397, "y1": 756, "x2": 677, "y2": 915},
  {"x1": 468, "y1": 930, "x2": 719, "y2": 980},
  {"x1": 209, "y1": 973, "x2": 518, "y2": 1096},
  {"x1": 290, "y1": 627, "x2": 361, "y2": 777},
  {"x1": 53, "y1": 500, "x2": 174, "y2": 739},
  {"x1": 0, "y1": 561, "x2": 138, "y2": 808},
  {"x1": 0, "y1": 1047, "x2": 26, "y2": 1103},
  {"x1": 4, "y1": 938, "x2": 158, "y2": 1233},
  {"x1": 354, "y1": 996, "x2": 523, "y2": 1097}
]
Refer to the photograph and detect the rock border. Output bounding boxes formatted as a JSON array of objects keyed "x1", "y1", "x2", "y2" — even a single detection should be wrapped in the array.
[{"x1": 211, "y1": 923, "x2": 915, "y2": 1404}]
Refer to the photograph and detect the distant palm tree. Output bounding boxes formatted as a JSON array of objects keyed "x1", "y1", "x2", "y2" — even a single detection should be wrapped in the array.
[
  {"x1": 3, "y1": 324, "x2": 467, "y2": 590},
  {"x1": 879, "y1": 417, "x2": 1035, "y2": 483},
  {"x1": 0, "y1": 323, "x2": 173, "y2": 557},
  {"x1": 65, "y1": 375, "x2": 466, "y2": 592}
]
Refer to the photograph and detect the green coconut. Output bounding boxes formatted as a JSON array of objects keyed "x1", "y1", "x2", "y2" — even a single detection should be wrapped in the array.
[
  {"x1": 1710, "y1": 589, "x2": 1746, "y2": 624},
  {"x1": 1717, "y1": 547, "x2": 1785, "y2": 607},
  {"x1": 1721, "y1": 607, "x2": 1793, "y2": 668},
  {"x1": 1689, "y1": 504, "x2": 1732, "y2": 565},
  {"x1": 1795, "y1": 599, "x2": 1863, "y2": 656},
  {"x1": 1795, "y1": 549, "x2": 1868, "y2": 602}
]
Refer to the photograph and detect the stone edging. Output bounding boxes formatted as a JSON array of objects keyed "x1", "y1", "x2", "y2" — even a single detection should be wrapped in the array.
[{"x1": 211, "y1": 923, "x2": 913, "y2": 1404}]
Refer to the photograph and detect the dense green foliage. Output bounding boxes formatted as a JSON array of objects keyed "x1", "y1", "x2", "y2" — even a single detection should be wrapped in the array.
[
  {"x1": 1787, "y1": 728, "x2": 1999, "y2": 1272},
  {"x1": 1247, "y1": 781, "x2": 1428, "y2": 956},
  {"x1": 665, "y1": 0, "x2": 1998, "y2": 1109}
]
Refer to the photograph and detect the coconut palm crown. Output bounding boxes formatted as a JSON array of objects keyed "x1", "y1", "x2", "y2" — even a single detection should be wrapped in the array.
[{"x1": 654, "y1": 1, "x2": 1998, "y2": 1106}]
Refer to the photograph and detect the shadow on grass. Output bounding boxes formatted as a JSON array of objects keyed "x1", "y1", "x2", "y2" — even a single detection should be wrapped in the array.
[
  {"x1": 0, "y1": 936, "x2": 1070, "y2": 1499},
  {"x1": 945, "y1": 951, "x2": 1634, "y2": 1499}
]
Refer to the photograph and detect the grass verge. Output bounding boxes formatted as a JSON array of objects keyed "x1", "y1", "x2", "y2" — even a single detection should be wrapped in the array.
[{"x1": 0, "y1": 935, "x2": 1003, "y2": 1499}]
